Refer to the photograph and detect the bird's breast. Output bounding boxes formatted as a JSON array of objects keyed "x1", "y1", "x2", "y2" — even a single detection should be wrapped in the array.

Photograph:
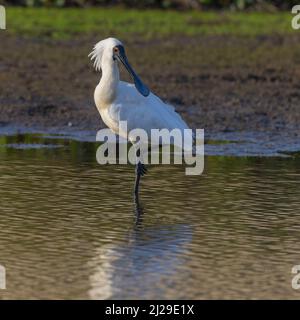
[{"x1": 99, "y1": 107, "x2": 120, "y2": 135}]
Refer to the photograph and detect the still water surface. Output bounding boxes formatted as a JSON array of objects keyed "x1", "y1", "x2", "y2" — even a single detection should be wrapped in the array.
[{"x1": 0, "y1": 134, "x2": 300, "y2": 299}]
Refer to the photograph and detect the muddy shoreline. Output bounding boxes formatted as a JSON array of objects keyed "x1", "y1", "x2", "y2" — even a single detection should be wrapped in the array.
[{"x1": 0, "y1": 33, "x2": 299, "y2": 153}]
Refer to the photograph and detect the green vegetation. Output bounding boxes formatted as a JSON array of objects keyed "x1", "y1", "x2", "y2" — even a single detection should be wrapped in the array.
[
  {"x1": 5, "y1": 7, "x2": 293, "y2": 39},
  {"x1": 1, "y1": 0, "x2": 298, "y2": 10}
]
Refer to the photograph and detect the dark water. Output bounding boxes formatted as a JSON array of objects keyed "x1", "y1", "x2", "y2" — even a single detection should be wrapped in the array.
[{"x1": 0, "y1": 134, "x2": 300, "y2": 299}]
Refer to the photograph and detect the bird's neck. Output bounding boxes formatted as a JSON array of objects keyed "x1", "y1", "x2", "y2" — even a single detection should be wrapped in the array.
[{"x1": 98, "y1": 59, "x2": 120, "y2": 106}]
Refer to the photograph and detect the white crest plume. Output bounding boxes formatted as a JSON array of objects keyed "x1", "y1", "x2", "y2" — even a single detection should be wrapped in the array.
[{"x1": 88, "y1": 37, "x2": 123, "y2": 72}]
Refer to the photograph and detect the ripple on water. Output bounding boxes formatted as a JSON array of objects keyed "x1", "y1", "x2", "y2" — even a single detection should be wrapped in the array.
[{"x1": 0, "y1": 134, "x2": 300, "y2": 299}]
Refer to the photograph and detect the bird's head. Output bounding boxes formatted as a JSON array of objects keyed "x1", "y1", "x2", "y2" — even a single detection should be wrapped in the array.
[{"x1": 89, "y1": 37, "x2": 150, "y2": 97}]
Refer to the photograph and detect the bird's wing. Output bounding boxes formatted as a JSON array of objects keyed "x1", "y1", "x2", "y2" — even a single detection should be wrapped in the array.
[
  {"x1": 109, "y1": 82, "x2": 190, "y2": 138},
  {"x1": 107, "y1": 82, "x2": 193, "y2": 149}
]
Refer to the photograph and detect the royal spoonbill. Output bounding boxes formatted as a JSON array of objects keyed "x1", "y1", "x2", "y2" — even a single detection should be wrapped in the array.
[{"x1": 89, "y1": 38, "x2": 191, "y2": 198}]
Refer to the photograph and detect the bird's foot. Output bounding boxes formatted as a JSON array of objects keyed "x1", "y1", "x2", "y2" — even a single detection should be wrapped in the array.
[{"x1": 136, "y1": 162, "x2": 147, "y2": 176}]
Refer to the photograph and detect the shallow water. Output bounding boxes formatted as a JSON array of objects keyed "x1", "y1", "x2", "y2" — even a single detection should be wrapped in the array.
[{"x1": 0, "y1": 134, "x2": 300, "y2": 299}]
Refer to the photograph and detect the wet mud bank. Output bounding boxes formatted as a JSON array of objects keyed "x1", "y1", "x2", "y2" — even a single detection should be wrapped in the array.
[{"x1": 0, "y1": 34, "x2": 299, "y2": 155}]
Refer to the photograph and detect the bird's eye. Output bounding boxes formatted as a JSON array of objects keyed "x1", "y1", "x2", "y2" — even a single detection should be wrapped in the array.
[{"x1": 113, "y1": 47, "x2": 119, "y2": 53}]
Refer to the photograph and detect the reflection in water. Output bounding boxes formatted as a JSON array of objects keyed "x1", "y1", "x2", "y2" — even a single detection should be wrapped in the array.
[
  {"x1": 88, "y1": 223, "x2": 192, "y2": 300},
  {"x1": 134, "y1": 195, "x2": 144, "y2": 227},
  {"x1": 0, "y1": 134, "x2": 300, "y2": 299}
]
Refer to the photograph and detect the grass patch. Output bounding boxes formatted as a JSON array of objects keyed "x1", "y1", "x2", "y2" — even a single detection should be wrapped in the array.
[{"x1": 4, "y1": 7, "x2": 294, "y2": 39}]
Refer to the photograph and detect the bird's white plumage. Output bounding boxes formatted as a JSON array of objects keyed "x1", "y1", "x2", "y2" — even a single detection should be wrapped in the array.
[
  {"x1": 89, "y1": 38, "x2": 123, "y2": 72},
  {"x1": 90, "y1": 37, "x2": 191, "y2": 145},
  {"x1": 106, "y1": 82, "x2": 189, "y2": 138}
]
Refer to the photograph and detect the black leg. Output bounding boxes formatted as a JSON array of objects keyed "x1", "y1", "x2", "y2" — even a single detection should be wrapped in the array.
[{"x1": 134, "y1": 161, "x2": 147, "y2": 199}]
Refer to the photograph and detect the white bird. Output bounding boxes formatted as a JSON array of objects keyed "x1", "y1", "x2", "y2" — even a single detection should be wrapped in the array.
[{"x1": 89, "y1": 37, "x2": 191, "y2": 198}]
